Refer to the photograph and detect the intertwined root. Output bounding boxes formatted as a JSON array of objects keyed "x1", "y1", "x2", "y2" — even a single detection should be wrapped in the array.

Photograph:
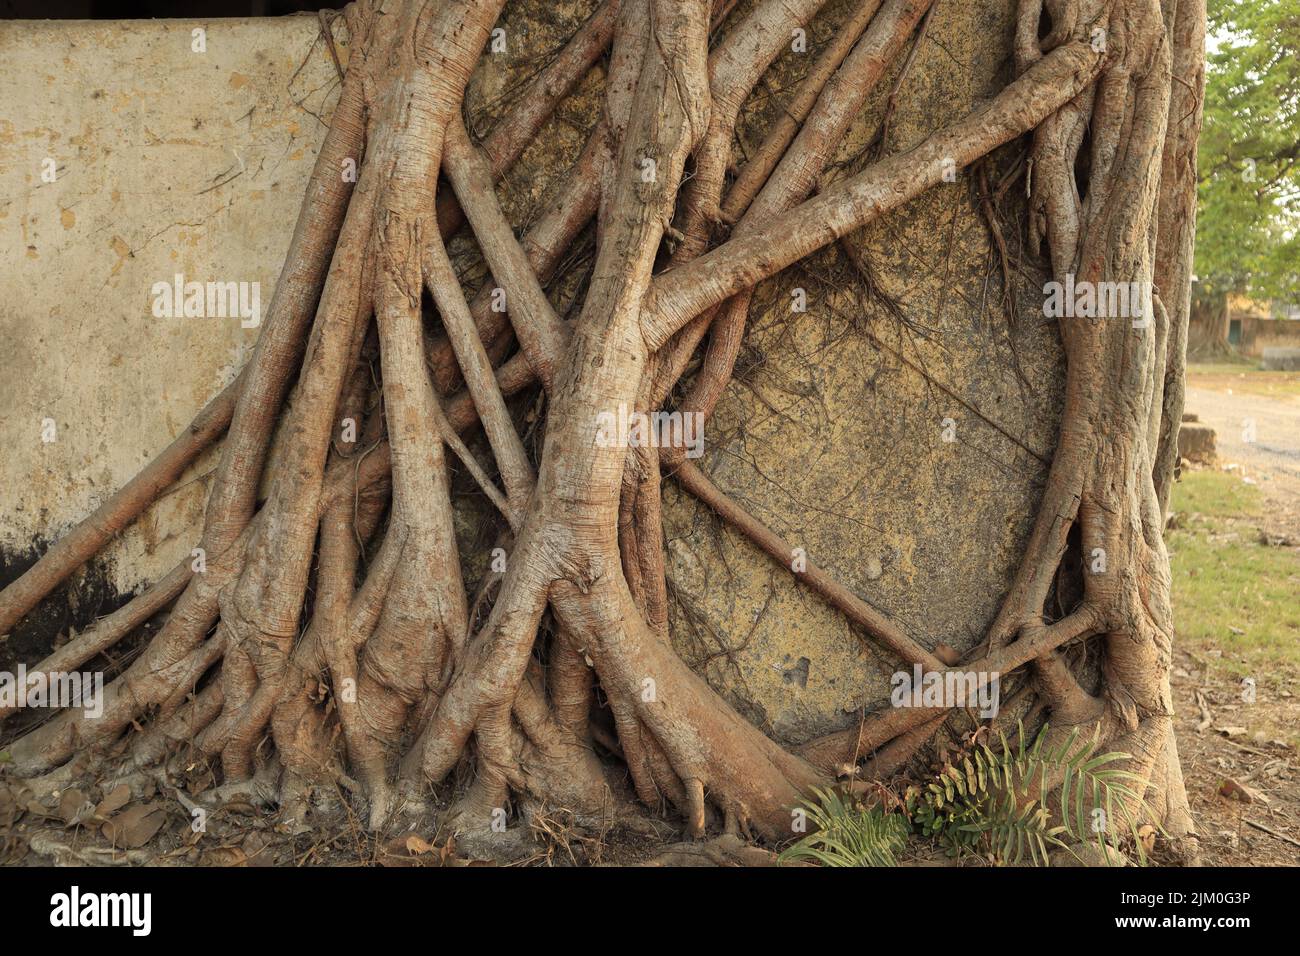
[{"x1": 0, "y1": 0, "x2": 1203, "y2": 858}]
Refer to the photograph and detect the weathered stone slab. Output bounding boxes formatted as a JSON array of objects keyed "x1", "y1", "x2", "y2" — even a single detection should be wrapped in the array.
[
  {"x1": 663, "y1": 0, "x2": 1061, "y2": 745},
  {"x1": 1177, "y1": 423, "x2": 1217, "y2": 464}
]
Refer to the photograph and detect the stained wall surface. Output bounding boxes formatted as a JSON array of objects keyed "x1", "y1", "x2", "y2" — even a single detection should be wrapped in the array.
[{"x1": 0, "y1": 15, "x2": 346, "y2": 666}]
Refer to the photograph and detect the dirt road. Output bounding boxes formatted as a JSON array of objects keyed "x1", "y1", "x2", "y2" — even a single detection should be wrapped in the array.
[{"x1": 1185, "y1": 373, "x2": 1300, "y2": 535}]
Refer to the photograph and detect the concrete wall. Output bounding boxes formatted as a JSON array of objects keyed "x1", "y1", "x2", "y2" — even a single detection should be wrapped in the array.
[
  {"x1": 1236, "y1": 316, "x2": 1300, "y2": 357},
  {"x1": 0, "y1": 15, "x2": 344, "y2": 664},
  {"x1": 0, "y1": 0, "x2": 611, "y2": 669}
]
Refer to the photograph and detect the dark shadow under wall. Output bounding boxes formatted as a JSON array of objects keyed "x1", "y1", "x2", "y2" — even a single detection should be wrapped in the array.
[{"x1": 0, "y1": 542, "x2": 127, "y2": 678}]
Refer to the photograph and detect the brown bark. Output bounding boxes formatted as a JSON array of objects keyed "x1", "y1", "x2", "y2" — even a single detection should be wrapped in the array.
[{"x1": 2, "y1": 0, "x2": 1205, "y2": 860}]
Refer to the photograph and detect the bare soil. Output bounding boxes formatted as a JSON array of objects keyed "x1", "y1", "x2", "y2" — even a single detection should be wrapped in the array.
[
  {"x1": 1172, "y1": 369, "x2": 1300, "y2": 865},
  {"x1": 1170, "y1": 648, "x2": 1300, "y2": 866}
]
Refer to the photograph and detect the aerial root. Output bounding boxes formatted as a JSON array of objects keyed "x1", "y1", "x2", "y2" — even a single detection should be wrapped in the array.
[{"x1": 0, "y1": 0, "x2": 1200, "y2": 854}]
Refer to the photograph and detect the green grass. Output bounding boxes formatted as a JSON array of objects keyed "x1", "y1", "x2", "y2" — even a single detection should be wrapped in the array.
[
  {"x1": 1170, "y1": 467, "x2": 1264, "y2": 529},
  {"x1": 1167, "y1": 470, "x2": 1300, "y2": 675}
]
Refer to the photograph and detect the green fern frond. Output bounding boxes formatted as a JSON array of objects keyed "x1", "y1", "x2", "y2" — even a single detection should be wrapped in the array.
[
  {"x1": 911, "y1": 722, "x2": 1154, "y2": 866},
  {"x1": 783, "y1": 724, "x2": 1156, "y2": 867},
  {"x1": 780, "y1": 787, "x2": 910, "y2": 867}
]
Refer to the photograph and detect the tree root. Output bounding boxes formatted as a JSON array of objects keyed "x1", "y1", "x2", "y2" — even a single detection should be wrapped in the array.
[{"x1": 0, "y1": 0, "x2": 1204, "y2": 860}]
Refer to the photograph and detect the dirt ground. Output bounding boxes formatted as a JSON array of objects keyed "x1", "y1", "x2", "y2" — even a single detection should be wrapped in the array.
[
  {"x1": 1170, "y1": 647, "x2": 1300, "y2": 866},
  {"x1": 1185, "y1": 369, "x2": 1300, "y2": 540},
  {"x1": 4, "y1": 664, "x2": 1295, "y2": 867},
  {"x1": 1169, "y1": 367, "x2": 1300, "y2": 866}
]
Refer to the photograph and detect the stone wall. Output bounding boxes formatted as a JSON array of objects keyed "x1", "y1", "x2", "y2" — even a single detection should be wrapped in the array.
[
  {"x1": 661, "y1": 0, "x2": 1061, "y2": 745},
  {"x1": 1237, "y1": 316, "x2": 1300, "y2": 357}
]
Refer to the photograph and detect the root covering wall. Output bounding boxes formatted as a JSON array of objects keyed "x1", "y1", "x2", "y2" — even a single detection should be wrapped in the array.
[{"x1": 1, "y1": 1, "x2": 1059, "y2": 744}]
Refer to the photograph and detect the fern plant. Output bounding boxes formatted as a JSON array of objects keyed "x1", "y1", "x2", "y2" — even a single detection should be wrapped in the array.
[
  {"x1": 781, "y1": 723, "x2": 1154, "y2": 867},
  {"x1": 778, "y1": 786, "x2": 911, "y2": 867},
  {"x1": 910, "y1": 722, "x2": 1153, "y2": 866}
]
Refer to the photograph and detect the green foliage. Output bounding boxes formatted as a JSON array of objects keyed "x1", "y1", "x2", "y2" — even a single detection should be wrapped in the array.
[
  {"x1": 907, "y1": 723, "x2": 1151, "y2": 866},
  {"x1": 781, "y1": 724, "x2": 1153, "y2": 867},
  {"x1": 1196, "y1": 0, "x2": 1300, "y2": 302},
  {"x1": 778, "y1": 787, "x2": 910, "y2": 867}
]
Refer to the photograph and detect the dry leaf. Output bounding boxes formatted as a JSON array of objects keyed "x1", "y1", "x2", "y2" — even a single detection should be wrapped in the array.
[
  {"x1": 0, "y1": 786, "x2": 22, "y2": 827},
  {"x1": 1218, "y1": 777, "x2": 1267, "y2": 804},
  {"x1": 95, "y1": 783, "x2": 131, "y2": 818},
  {"x1": 58, "y1": 788, "x2": 94, "y2": 827},
  {"x1": 24, "y1": 799, "x2": 59, "y2": 821},
  {"x1": 1137, "y1": 824, "x2": 1156, "y2": 854},
  {"x1": 405, "y1": 834, "x2": 436, "y2": 855},
  {"x1": 102, "y1": 802, "x2": 167, "y2": 849},
  {"x1": 203, "y1": 845, "x2": 249, "y2": 867}
]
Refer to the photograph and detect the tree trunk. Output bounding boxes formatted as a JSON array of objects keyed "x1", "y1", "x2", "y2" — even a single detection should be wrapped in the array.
[
  {"x1": 0, "y1": 0, "x2": 1205, "y2": 864},
  {"x1": 1187, "y1": 288, "x2": 1229, "y2": 357}
]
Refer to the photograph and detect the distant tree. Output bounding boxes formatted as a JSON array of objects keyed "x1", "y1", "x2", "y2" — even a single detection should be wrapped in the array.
[{"x1": 1193, "y1": 0, "x2": 1300, "y2": 350}]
